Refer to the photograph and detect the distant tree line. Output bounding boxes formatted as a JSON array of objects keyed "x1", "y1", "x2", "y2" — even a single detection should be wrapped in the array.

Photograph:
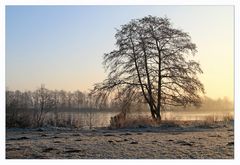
[
  {"x1": 6, "y1": 84, "x2": 147, "y2": 128},
  {"x1": 180, "y1": 96, "x2": 233, "y2": 112},
  {"x1": 6, "y1": 84, "x2": 233, "y2": 128},
  {"x1": 6, "y1": 85, "x2": 116, "y2": 128},
  {"x1": 7, "y1": 85, "x2": 101, "y2": 111}
]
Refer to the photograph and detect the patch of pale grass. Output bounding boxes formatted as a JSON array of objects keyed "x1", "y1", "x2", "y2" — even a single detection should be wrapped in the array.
[
  {"x1": 109, "y1": 116, "x2": 156, "y2": 129},
  {"x1": 201, "y1": 113, "x2": 234, "y2": 126},
  {"x1": 222, "y1": 113, "x2": 234, "y2": 122},
  {"x1": 109, "y1": 112, "x2": 234, "y2": 129}
]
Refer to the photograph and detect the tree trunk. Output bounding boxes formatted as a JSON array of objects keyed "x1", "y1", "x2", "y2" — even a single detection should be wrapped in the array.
[
  {"x1": 156, "y1": 108, "x2": 161, "y2": 121},
  {"x1": 154, "y1": 36, "x2": 162, "y2": 122},
  {"x1": 149, "y1": 105, "x2": 156, "y2": 119}
]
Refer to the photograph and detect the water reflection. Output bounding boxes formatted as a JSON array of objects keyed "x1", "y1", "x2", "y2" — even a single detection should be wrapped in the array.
[
  {"x1": 45, "y1": 111, "x2": 119, "y2": 128},
  {"x1": 44, "y1": 110, "x2": 233, "y2": 129}
]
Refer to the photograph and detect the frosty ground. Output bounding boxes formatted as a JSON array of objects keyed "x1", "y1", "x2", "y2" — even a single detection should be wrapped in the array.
[{"x1": 6, "y1": 121, "x2": 234, "y2": 159}]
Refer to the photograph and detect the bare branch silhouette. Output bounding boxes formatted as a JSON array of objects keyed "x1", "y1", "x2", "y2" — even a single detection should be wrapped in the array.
[{"x1": 91, "y1": 16, "x2": 205, "y2": 121}]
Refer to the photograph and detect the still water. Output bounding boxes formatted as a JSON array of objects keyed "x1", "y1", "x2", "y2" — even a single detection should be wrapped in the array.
[{"x1": 44, "y1": 110, "x2": 233, "y2": 129}]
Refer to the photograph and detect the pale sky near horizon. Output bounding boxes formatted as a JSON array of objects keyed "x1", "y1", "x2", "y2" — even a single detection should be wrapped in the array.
[{"x1": 6, "y1": 5, "x2": 234, "y2": 101}]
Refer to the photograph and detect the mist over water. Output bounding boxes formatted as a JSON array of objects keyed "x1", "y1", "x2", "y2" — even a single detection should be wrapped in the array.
[
  {"x1": 6, "y1": 87, "x2": 234, "y2": 129},
  {"x1": 162, "y1": 111, "x2": 233, "y2": 121},
  {"x1": 41, "y1": 96, "x2": 234, "y2": 128},
  {"x1": 42, "y1": 108, "x2": 233, "y2": 129}
]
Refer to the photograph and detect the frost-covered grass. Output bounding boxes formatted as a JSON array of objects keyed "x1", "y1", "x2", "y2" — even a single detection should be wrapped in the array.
[{"x1": 6, "y1": 120, "x2": 234, "y2": 159}]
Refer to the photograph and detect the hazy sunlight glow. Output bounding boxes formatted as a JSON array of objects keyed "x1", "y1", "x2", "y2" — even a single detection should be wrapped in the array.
[{"x1": 6, "y1": 5, "x2": 233, "y2": 100}]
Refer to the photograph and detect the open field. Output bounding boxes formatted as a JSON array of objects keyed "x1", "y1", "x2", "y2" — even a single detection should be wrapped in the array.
[{"x1": 6, "y1": 121, "x2": 234, "y2": 159}]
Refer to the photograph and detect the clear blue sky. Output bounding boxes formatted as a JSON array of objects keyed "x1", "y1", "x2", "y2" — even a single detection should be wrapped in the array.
[{"x1": 6, "y1": 5, "x2": 233, "y2": 100}]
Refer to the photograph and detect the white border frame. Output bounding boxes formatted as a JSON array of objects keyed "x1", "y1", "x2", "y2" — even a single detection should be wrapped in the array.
[{"x1": 1, "y1": 0, "x2": 239, "y2": 164}]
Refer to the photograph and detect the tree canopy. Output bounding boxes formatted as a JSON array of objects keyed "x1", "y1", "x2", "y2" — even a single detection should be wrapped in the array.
[{"x1": 91, "y1": 15, "x2": 204, "y2": 120}]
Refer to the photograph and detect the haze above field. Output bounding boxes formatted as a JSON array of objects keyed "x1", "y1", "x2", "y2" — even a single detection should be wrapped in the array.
[{"x1": 6, "y1": 6, "x2": 233, "y2": 101}]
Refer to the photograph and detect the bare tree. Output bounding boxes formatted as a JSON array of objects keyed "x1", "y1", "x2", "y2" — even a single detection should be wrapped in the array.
[
  {"x1": 91, "y1": 16, "x2": 204, "y2": 121},
  {"x1": 6, "y1": 90, "x2": 20, "y2": 127},
  {"x1": 32, "y1": 84, "x2": 54, "y2": 126},
  {"x1": 73, "y1": 90, "x2": 85, "y2": 110},
  {"x1": 67, "y1": 91, "x2": 73, "y2": 109},
  {"x1": 58, "y1": 90, "x2": 68, "y2": 109}
]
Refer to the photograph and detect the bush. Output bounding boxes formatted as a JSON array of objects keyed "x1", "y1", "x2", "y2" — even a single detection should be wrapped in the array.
[
  {"x1": 6, "y1": 112, "x2": 33, "y2": 128},
  {"x1": 109, "y1": 115, "x2": 157, "y2": 129}
]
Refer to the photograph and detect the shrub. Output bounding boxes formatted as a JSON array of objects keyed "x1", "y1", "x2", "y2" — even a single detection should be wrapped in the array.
[
  {"x1": 6, "y1": 112, "x2": 33, "y2": 128},
  {"x1": 109, "y1": 115, "x2": 156, "y2": 129}
]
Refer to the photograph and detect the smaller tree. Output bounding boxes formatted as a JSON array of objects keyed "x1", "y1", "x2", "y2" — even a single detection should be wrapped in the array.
[
  {"x1": 32, "y1": 84, "x2": 54, "y2": 127},
  {"x1": 73, "y1": 90, "x2": 85, "y2": 110}
]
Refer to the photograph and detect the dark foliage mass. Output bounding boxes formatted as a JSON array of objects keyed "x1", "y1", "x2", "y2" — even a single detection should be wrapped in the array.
[{"x1": 91, "y1": 16, "x2": 204, "y2": 120}]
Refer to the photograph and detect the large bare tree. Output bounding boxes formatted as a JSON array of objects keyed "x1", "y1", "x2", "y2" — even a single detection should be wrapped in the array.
[{"x1": 92, "y1": 16, "x2": 205, "y2": 121}]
